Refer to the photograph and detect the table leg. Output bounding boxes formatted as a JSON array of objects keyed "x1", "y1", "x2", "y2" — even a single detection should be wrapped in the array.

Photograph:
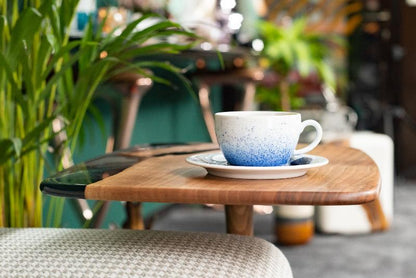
[
  {"x1": 123, "y1": 202, "x2": 145, "y2": 230},
  {"x1": 225, "y1": 205, "x2": 254, "y2": 236},
  {"x1": 362, "y1": 198, "x2": 390, "y2": 231}
]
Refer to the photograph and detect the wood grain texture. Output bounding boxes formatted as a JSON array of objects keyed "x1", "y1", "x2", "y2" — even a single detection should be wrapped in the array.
[
  {"x1": 123, "y1": 202, "x2": 144, "y2": 230},
  {"x1": 225, "y1": 205, "x2": 253, "y2": 236},
  {"x1": 85, "y1": 144, "x2": 381, "y2": 206},
  {"x1": 362, "y1": 198, "x2": 390, "y2": 232},
  {"x1": 118, "y1": 143, "x2": 218, "y2": 158}
]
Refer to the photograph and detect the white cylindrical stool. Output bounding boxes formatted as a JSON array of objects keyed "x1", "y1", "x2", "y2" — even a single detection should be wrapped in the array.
[{"x1": 316, "y1": 132, "x2": 394, "y2": 234}]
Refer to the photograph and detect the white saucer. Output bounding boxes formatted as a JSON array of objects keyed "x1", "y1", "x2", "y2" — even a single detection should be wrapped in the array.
[{"x1": 186, "y1": 152, "x2": 329, "y2": 179}]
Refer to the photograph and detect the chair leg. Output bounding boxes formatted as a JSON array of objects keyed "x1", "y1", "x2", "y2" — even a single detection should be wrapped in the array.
[
  {"x1": 115, "y1": 81, "x2": 149, "y2": 150},
  {"x1": 241, "y1": 81, "x2": 256, "y2": 111},
  {"x1": 198, "y1": 82, "x2": 217, "y2": 143}
]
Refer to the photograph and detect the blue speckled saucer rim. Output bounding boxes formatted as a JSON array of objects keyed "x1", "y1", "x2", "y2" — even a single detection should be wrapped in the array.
[{"x1": 186, "y1": 152, "x2": 329, "y2": 171}]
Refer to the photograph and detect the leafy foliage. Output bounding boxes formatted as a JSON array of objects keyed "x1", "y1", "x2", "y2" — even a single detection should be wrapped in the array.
[
  {"x1": 259, "y1": 18, "x2": 336, "y2": 87},
  {"x1": 256, "y1": 17, "x2": 341, "y2": 110},
  {"x1": 0, "y1": 0, "x2": 196, "y2": 227}
]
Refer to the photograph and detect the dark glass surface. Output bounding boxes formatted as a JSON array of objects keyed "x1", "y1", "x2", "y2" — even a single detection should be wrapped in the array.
[
  {"x1": 40, "y1": 143, "x2": 217, "y2": 199},
  {"x1": 40, "y1": 153, "x2": 141, "y2": 199}
]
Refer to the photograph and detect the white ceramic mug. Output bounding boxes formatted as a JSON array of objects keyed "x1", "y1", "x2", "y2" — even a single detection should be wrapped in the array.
[{"x1": 214, "y1": 111, "x2": 322, "y2": 166}]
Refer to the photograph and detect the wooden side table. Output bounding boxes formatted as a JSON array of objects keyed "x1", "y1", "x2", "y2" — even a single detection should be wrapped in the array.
[
  {"x1": 100, "y1": 49, "x2": 258, "y2": 227},
  {"x1": 41, "y1": 143, "x2": 380, "y2": 236}
]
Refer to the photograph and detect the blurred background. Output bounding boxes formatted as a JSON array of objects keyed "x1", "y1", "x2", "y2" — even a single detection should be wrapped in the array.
[
  {"x1": 2, "y1": 1, "x2": 415, "y2": 276},
  {"x1": 74, "y1": 0, "x2": 416, "y2": 178},
  {"x1": 53, "y1": 0, "x2": 416, "y2": 231}
]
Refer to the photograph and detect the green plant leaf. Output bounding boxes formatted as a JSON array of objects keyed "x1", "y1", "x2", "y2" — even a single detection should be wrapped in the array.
[
  {"x1": 0, "y1": 51, "x2": 19, "y2": 93},
  {"x1": 57, "y1": 0, "x2": 79, "y2": 34},
  {"x1": 0, "y1": 138, "x2": 22, "y2": 164},
  {"x1": 10, "y1": 138, "x2": 22, "y2": 157},
  {"x1": 138, "y1": 60, "x2": 195, "y2": 95},
  {"x1": 105, "y1": 60, "x2": 169, "y2": 85},
  {"x1": 37, "y1": 51, "x2": 83, "y2": 106},
  {"x1": 316, "y1": 61, "x2": 336, "y2": 88},
  {"x1": 293, "y1": 41, "x2": 311, "y2": 76},
  {"x1": 113, "y1": 13, "x2": 159, "y2": 43},
  {"x1": 39, "y1": 1, "x2": 62, "y2": 45},
  {"x1": 7, "y1": 7, "x2": 43, "y2": 68},
  {"x1": 42, "y1": 40, "x2": 83, "y2": 80},
  {"x1": 117, "y1": 42, "x2": 189, "y2": 60},
  {"x1": 291, "y1": 17, "x2": 307, "y2": 37},
  {"x1": 21, "y1": 115, "x2": 58, "y2": 147},
  {"x1": 127, "y1": 21, "x2": 188, "y2": 45},
  {"x1": 86, "y1": 104, "x2": 106, "y2": 139},
  {"x1": 0, "y1": 4, "x2": 197, "y2": 228},
  {"x1": 34, "y1": 35, "x2": 53, "y2": 90},
  {"x1": 108, "y1": 17, "x2": 184, "y2": 52},
  {"x1": 0, "y1": 15, "x2": 10, "y2": 49},
  {"x1": 0, "y1": 142, "x2": 14, "y2": 165}
]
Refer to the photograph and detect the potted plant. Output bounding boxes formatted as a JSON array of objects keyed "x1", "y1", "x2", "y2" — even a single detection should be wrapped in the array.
[
  {"x1": 256, "y1": 0, "x2": 362, "y2": 111},
  {"x1": 256, "y1": 17, "x2": 338, "y2": 111},
  {"x1": 0, "y1": 0, "x2": 195, "y2": 227}
]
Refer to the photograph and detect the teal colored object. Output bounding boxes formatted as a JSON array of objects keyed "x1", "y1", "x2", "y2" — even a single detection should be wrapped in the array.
[{"x1": 46, "y1": 81, "x2": 221, "y2": 228}]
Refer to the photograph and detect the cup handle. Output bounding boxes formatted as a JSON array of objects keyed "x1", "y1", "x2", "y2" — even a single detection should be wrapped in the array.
[{"x1": 293, "y1": 119, "x2": 323, "y2": 156}]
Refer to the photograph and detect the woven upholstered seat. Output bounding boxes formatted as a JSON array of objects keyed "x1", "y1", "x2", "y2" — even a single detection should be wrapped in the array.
[{"x1": 0, "y1": 228, "x2": 292, "y2": 278}]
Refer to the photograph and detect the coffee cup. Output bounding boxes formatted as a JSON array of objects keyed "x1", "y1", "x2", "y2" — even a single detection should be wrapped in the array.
[{"x1": 214, "y1": 111, "x2": 322, "y2": 166}]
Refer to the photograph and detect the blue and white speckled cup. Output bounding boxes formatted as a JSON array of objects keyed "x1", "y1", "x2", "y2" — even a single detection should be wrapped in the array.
[{"x1": 215, "y1": 111, "x2": 322, "y2": 166}]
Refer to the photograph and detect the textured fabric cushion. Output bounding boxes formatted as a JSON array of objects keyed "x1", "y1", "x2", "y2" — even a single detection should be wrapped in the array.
[{"x1": 0, "y1": 228, "x2": 292, "y2": 278}]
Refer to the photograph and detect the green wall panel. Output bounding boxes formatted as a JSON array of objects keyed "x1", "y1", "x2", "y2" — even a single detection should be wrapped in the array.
[{"x1": 47, "y1": 82, "x2": 222, "y2": 228}]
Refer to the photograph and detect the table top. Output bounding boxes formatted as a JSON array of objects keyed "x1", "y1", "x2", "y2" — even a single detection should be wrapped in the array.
[{"x1": 41, "y1": 143, "x2": 380, "y2": 206}]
